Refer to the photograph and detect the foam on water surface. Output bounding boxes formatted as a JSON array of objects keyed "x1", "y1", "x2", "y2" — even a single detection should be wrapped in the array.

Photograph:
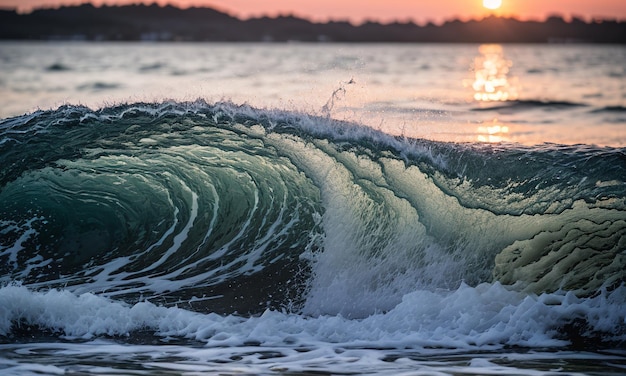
[
  {"x1": 1, "y1": 282, "x2": 625, "y2": 346},
  {"x1": 1, "y1": 283, "x2": 626, "y2": 374}
]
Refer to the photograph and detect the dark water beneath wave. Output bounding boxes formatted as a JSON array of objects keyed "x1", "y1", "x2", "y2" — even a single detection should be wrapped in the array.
[{"x1": 1, "y1": 101, "x2": 625, "y2": 374}]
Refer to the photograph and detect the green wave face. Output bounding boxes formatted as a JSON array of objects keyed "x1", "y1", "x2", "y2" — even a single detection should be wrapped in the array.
[{"x1": 1, "y1": 101, "x2": 625, "y2": 317}]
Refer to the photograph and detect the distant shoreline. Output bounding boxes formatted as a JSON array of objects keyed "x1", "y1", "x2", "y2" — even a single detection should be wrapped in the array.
[{"x1": 1, "y1": 4, "x2": 624, "y2": 43}]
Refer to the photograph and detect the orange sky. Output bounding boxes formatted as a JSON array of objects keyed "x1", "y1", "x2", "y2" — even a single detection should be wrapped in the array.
[{"x1": 1, "y1": 0, "x2": 625, "y2": 23}]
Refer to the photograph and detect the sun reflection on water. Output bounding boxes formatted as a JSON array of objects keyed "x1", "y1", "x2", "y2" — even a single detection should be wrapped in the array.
[
  {"x1": 465, "y1": 45, "x2": 518, "y2": 143},
  {"x1": 468, "y1": 44, "x2": 517, "y2": 102},
  {"x1": 477, "y1": 119, "x2": 510, "y2": 143}
]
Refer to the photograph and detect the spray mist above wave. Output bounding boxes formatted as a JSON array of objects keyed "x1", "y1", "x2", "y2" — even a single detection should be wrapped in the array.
[{"x1": 0, "y1": 100, "x2": 625, "y2": 319}]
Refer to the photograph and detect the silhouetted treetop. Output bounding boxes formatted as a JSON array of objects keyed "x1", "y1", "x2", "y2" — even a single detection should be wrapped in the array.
[{"x1": 0, "y1": 4, "x2": 623, "y2": 43}]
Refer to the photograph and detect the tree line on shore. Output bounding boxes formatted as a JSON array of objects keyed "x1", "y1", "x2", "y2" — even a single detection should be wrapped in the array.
[{"x1": 1, "y1": 3, "x2": 624, "y2": 43}]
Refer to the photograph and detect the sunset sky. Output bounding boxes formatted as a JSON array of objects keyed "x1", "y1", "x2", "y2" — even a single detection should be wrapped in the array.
[{"x1": 1, "y1": 0, "x2": 625, "y2": 24}]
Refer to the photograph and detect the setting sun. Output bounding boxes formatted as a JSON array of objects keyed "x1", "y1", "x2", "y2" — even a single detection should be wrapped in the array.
[{"x1": 483, "y1": 0, "x2": 502, "y2": 10}]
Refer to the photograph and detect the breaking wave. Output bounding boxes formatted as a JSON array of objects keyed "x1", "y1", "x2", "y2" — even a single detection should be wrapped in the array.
[{"x1": 1, "y1": 100, "x2": 625, "y2": 348}]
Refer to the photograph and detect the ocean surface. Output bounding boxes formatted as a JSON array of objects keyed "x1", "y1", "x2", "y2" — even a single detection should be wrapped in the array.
[{"x1": 1, "y1": 42, "x2": 625, "y2": 375}]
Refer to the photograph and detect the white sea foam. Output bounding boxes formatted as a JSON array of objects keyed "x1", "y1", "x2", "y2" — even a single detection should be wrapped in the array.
[
  {"x1": 1, "y1": 282, "x2": 624, "y2": 348},
  {"x1": 7, "y1": 340, "x2": 621, "y2": 376},
  {"x1": 1, "y1": 283, "x2": 625, "y2": 375}
]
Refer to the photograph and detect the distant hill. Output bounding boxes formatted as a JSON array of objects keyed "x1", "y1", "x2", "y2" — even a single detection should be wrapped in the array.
[{"x1": 1, "y1": 4, "x2": 624, "y2": 43}]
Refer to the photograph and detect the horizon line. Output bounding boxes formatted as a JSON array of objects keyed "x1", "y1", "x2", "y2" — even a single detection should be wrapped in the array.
[{"x1": 3, "y1": 2, "x2": 625, "y2": 26}]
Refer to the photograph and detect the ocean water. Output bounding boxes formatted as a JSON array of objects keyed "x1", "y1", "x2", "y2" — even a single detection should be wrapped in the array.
[{"x1": 0, "y1": 42, "x2": 625, "y2": 375}]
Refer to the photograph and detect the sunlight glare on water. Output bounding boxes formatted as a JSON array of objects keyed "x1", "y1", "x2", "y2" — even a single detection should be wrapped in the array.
[{"x1": 468, "y1": 44, "x2": 517, "y2": 102}]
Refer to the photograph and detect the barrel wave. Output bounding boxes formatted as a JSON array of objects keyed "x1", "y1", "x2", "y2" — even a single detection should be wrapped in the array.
[
  {"x1": 0, "y1": 102, "x2": 327, "y2": 314},
  {"x1": 1, "y1": 100, "x2": 625, "y2": 346}
]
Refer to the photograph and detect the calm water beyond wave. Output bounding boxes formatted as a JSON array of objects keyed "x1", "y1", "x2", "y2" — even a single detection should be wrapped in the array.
[{"x1": 1, "y1": 42, "x2": 625, "y2": 375}]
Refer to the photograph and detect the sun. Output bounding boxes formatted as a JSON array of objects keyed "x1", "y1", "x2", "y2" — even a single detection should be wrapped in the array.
[{"x1": 483, "y1": 0, "x2": 502, "y2": 10}]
